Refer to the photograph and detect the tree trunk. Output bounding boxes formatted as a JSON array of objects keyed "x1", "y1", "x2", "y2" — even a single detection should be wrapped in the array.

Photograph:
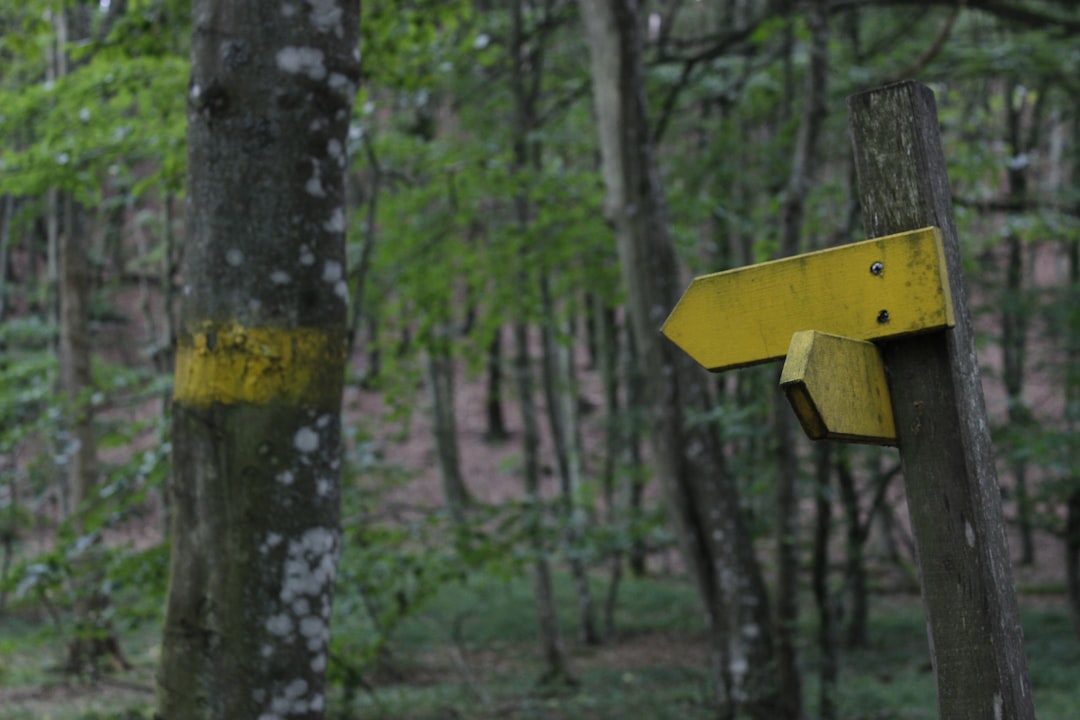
[
  {"x1": 426, "y1": 329, "x2": 471, "y2": 524},
  {"x1": 514, "y1": 321, "x2": 573, "y2": 684},
  {"x1": 157, "y1": 3, "x2": 359, "y2": 717},
  {"x1": 0, "y1": 195, "x2": 12, "y2": 322},
  {"x1": 1002, "y1": 82, "x2": 1036, "y2": 565},
  {"x1": 579, "y1": 3, "x2": 778, "y2": 715},
  {"x1": 811, "y1": 444, "x2": 837, "y2": 720},
  {"x1": 555, "y1": 314, "x2": 600, "y2": 646},
  {"x1": 595, "y1": 296, "x2": 624, "y2": 636},
  {"x1": 774, "y1": 1, "x2": 828, "y2": 716},
  {"x1": 508, "y1": 0, "x2": 573, "y2": 684},
  {"x1": 1065, "y1": 151, "x2": 1080, "y2": 637},
  {"x1": 484, "y1": 328, "x2": 509, "y2": 441}
]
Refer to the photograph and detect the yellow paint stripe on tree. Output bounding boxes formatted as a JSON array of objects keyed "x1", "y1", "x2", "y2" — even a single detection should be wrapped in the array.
[
  {"x1": 661, "y1": 226, "x2": 955, "y2": 372},
  {"x1": 174, "y1": 322, "x2": 346, "y2": 407}
]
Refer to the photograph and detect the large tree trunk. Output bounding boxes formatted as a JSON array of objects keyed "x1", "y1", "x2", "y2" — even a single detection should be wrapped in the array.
[
  {"x1": 157, "y1": 2, "x2": 359, "y2": 717},
  {"x1": 579, "y1": 3, "x2": 778, "y2": 716}
]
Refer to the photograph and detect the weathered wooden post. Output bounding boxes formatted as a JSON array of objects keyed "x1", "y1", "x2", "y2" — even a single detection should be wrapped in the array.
[
  {"x1": 662, "y1": 80, "x2": 1036, "y2": 719},
  {"x1": 848, "y1": 80, "x2": 1034, "y2": 720}
]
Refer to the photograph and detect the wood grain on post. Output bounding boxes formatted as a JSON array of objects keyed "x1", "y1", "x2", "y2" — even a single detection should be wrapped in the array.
[{"x1": 848, "y1": 81, "x2": 1035, "y2": 719}]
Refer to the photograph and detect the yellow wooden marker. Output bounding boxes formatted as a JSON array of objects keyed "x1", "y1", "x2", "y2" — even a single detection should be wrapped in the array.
[
  {"x1": 779, "y1": 331, "x2": 897, "y2": 446},
  {"x1": 661, "y1": 226, "x2": 954, "y2": 372}
]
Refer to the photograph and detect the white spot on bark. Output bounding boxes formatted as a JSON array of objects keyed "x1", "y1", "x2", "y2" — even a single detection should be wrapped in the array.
[
  {"x1": 275, "y1": 46, "x2": 326, "y2": 80},
  {"x1": 317, "y1": 478, "x2": 332, "y2": 496},
  {"x1": 300, "y1": 244, "x2": 315, "y2": 266},
  {"x1": 306, "y1": 0, "x2": 343, "y2": 36},
  {"x1": 742, "y1": 623, "x2": 760, "y2": 639},
  {"x1": 276, "y1": 470, "x2": 295, "y2": 486},
  {"x1": 294, "y1": 427, "x2": 319, "y2": 453},
  {"x1": 300, "y1": 616, "x2": 327, "y2": 650},
  {"x1": 260, "y1": 644, "x2": 273, "y2": 658},
  {"x1": 226, "y1": 248, "x2": 243, "y2": 266},
  {"x1": 334, "y1": 281, "x2": 349, "y2": 301},
  {"x1": 292, "y1": 597, "x2": 311, "y2": 616},
  {"x1": 190, "y1": 83, "x2": 201, "y2": 100},
  {"x1": 270, "y1": 270, "x2": 291, "y2": 285},
  {"x1": 322, "y1": 260, "x2": 343, "y2": 283},
  {"x1": 305, "y1": 160, "x2": 326, "y2": 197},
  {"x1": 993, "y1": 693, "x2": 1003, "y2": 720},
  {"x1": 327, "y1": 138, "x2": 345, "y2": 167},
  {"x1": 311, "y1": 653, "x2": 326, "y2": 672},
  {"x1": 965, "y1": 521, "x2": 975, "y2": 548},
  {"x1": 281, "y1": 2, "x2": 296, "y2": 16},
  {"x1": 280, "y1": 527, "x2": 339, "y2": 604},
  {"x1": 323, "y1": 207, "x2": 345, "y2": 233},
  {"x1": 260, "y1": 532, "x2": 284, "y2": 554},
  {"x1": 316, "y1": 414, "x2": 331, "y2": 428},
  {"x1": 285, "y1": 678, "x2": 309, "y2": 699},
  {"x1": 266, "y1": 613, "x2": 294, "y2": 637},
  {"x1": 310, "y1": 695, "x2": 324, "y2": 712},
  {"x1": 712, "y1": 529, "x2": 724, "y2": 542},
  {"x1": 253, "y1": 689, "x2": 266, "y2": 703},
  {"x1": 328, "y1": 72, "x2": 355, "y2": 96}
]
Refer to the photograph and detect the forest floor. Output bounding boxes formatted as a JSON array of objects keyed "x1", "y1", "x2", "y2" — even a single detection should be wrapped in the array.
[{"x1": 2, "y1": 320, "x2": 1079, "y2": 718}]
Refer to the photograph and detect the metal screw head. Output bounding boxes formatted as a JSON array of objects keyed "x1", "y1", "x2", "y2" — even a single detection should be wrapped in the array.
[
  {"x1": 877, "y1": 309, "x2": 890, "y2": 324},
  {"x1": 870, "y1": 261, "x2": 884, "y2": 276}
]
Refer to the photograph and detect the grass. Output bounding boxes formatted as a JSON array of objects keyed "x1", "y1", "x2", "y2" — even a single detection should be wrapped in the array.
[{"x1": 2, "y1": 571, "x2": 1080, "y2": 719}]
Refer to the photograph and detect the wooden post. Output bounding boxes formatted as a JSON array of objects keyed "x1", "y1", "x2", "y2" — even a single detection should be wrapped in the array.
[{"x1": 849, "y1": 80, "x2": 1035, "y2": 720}]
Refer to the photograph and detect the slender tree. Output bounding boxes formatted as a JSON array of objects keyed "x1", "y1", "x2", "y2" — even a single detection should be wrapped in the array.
[
  {"x1": 157, "y1": 2, "x2": 359, "y2": 717},
  {"x1": 579, "y1": 2, "x2": 778, "y2": 716}
]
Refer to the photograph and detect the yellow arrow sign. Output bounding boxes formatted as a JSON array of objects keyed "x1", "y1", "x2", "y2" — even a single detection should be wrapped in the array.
[
  {"x1": 780, "y1": 331, "x2": 897, "y2": 446},
  {"x1": 661, "y1": 227, "x2": 954, "y2": 372}
]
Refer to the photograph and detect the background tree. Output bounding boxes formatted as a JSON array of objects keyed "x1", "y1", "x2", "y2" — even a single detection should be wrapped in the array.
[{"x1": 579, "y1": 2, "x2": 779, "y2": 716}]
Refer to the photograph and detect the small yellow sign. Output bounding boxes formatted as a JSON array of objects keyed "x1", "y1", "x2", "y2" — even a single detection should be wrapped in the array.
[
  {"x1": 780, "y1": 331, "x2": 897, "y2": 446},
  {"x1": 661, "y1": 227, "x2": 954, "y2": 372}
]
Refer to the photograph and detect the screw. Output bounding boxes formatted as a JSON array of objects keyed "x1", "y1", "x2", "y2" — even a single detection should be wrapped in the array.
[
  {"x1": 877, "y1": 310, "x2": 890, "y2": 324},
  {"x1": 870, "y1": 261, "x2": 884, "y2": 276}
]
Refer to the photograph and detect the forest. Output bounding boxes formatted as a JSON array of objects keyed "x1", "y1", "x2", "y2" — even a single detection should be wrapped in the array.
[{"x1": 0, "y1": 0, "x2": 1079, "y2": 718}]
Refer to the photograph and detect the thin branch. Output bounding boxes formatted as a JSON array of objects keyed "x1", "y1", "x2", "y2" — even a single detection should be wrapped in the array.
[{"x1": 879, "y1": 1, "x2": 964, "y2": 85}]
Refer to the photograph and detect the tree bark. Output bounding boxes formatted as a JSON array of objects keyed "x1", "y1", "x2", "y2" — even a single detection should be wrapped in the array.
[
  {"x1": 579, "y1": 2, "x2": 778, "y2": 716},
  {"x1": 157, "y1": 2, "x2": 359, "y2": 717}
]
